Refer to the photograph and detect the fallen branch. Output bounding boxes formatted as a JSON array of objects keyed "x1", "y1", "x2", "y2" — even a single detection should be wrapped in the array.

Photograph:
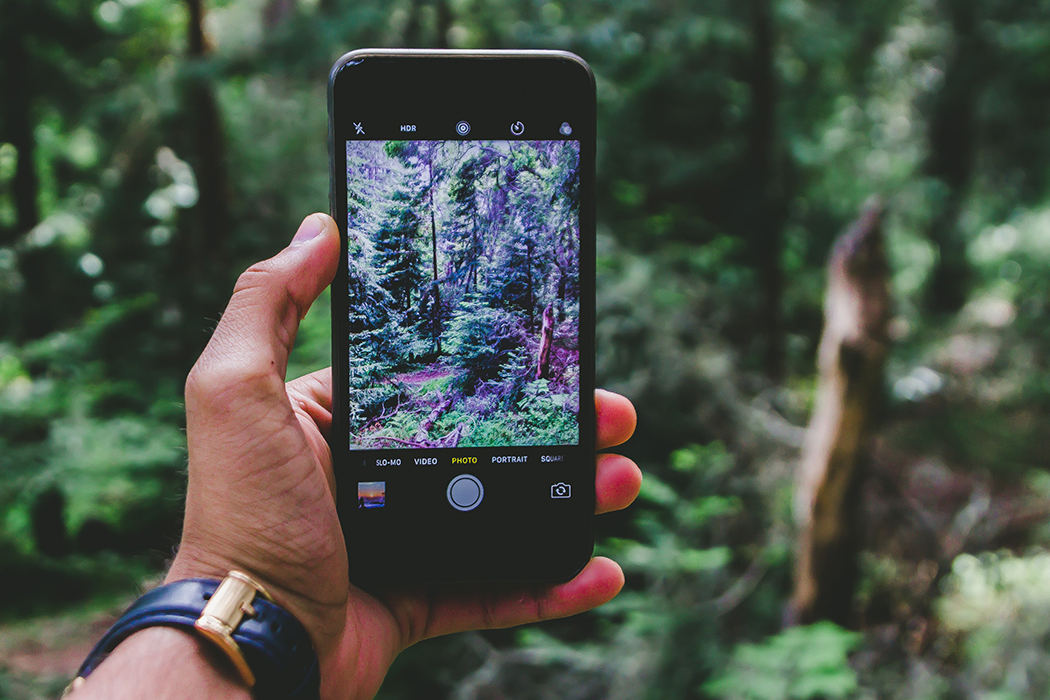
[
  {"x1": 359, "y1": 435, "x2": 428, "y2": 448},
  {"x1": 713, "y1": 551, "x2": 772, "y2": 616},
  {"x1": 414, "y1": 391, "x2": 452, "y2": 443},
  {"x1": 363, "y1": 397, "x2": 403, "y2": 431}
]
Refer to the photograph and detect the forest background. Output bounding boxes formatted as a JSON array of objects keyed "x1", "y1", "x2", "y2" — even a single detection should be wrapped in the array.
[{"x1": 2, "y1": 0, "x2": 1050, "y2": 698}]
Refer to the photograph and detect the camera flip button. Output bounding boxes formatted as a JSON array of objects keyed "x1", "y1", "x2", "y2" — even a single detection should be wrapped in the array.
[{"x1": 447, "y1": 474, "x2": 484, "y2": 512}]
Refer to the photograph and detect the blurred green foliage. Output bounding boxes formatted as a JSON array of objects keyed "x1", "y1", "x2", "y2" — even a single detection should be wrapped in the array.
[
  {"x1": 705, "y1": 622, "x2": 862, "y2": 700},
  {"x1": 5, "y1": 0, "x2": 1050, "y2": 697},
  {"x1": 936, "y1": 552, "x2": 1050, "y2": 698}
]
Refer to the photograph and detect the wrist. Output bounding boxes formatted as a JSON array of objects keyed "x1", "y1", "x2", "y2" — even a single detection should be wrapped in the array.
[
  {"x1": 167, "y1": 544, "x2": 323, "y2": 645},
  {"x1": 68, "y1": 626, "x2": 251, "y2": 700},
  {"x1": 70, "y1": 572, "x2": 321, "y2": 700}
]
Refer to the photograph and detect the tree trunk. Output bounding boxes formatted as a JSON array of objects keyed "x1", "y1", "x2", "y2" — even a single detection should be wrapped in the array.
[
  {"x1": 402, "y1": 0, "x2": 422, "y2": 46},
  {"x1": 746, "y1": 0, "x2": 786, "y2": 379},
  {"x1": 435, "y1": 0, "x2": 453, "y2": 49},
  {"x1": 0, "y1": 0, "x2": 40, "y2": 244},
  {"x1": 184, "y1": 0, "x2": 231, "y2": 337},
  {"x1": 31, "y1": 487, "x2": 69, "y2": 558},
  {"x1": 556, "y1": 267, "x2": 567, "y2": 323},
  {"x1": 536, "y1": 304, "x2": 554, "y2": 380},
  {"x1": 263, "y1": 0, "x2": 297, "y2": 28},
  {"x1": 0, "y1": 0, "x2": 54, "y2": 340},
  {"x1": 788, "y1": 199, "x2": 891, "y2": 627},
  {"x1": 923, "y1": 3, "x2": 978, "y2": 314},
  {"x1": 428, "y1": 150, "x2": 442, "y2": 354},
  {"x1": 186, "y1": 0, "x2": 207, "y2": 54},
  {"x1": 0, "y1": 0, "x2": 104, "y2": 339},
  {"x1": 525, "y1": 239, "x2": 534, "y2": 328},
  {"x1": 470, "y1": 202, "x2": 478, "y2": 292}
]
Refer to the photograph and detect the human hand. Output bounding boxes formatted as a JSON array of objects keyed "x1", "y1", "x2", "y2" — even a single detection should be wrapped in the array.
[{"x1": 166, "y1": 213, "x2": 641, "y2": 700}]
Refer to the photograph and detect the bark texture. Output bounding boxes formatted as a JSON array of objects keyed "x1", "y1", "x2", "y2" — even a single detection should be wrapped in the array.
[{"x1": 788, "y1": 199, "x2": 891, "y2": 627}]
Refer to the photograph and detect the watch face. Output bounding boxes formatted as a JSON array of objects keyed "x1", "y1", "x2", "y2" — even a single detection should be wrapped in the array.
[{"x1": 330, "y1": 50, "x2": 596, "y2": 586}]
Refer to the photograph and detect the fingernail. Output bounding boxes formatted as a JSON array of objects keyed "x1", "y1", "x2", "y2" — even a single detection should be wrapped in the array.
[{"x1": 290, "y1": 214, "x2": 327, "y2": 247}]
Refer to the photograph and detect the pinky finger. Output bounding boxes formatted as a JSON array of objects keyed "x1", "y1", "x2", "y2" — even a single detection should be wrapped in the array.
[{"x1": 417, "y1": 557, "x2": 625, "y2": 640}]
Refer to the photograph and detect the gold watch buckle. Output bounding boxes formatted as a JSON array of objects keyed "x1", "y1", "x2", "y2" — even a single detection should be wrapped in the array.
[{"x1": 194, "y1": 570, "x2": 273, "y2": 687}]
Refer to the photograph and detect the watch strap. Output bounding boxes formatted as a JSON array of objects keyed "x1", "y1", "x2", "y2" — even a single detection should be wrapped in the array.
[{"x1": 72, "y1": 578, "x2": 319, "y2": 700}]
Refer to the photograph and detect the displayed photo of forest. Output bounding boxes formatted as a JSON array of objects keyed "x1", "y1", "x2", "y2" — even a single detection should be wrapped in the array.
[{"x1": 345, "y1": 139, "x2": 581, "y2": 449}]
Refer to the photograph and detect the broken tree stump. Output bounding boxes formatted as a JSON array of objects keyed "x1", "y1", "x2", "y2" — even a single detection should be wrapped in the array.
[{"x1": 788, "y1": 199, "x2": 891, "y2": 627}]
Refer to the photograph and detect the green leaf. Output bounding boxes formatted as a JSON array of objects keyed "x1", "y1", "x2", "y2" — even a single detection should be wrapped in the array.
[{"x1": 638, "y1": 472, "x2": 679, "y2": 506}]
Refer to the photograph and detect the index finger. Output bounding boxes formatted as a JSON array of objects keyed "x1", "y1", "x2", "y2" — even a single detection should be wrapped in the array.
[{"x1": 596, "y1": 389, "x2": 636, "y2": 449}]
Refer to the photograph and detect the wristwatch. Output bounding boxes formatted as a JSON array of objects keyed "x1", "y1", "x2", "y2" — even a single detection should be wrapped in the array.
[{"x1": 65, "y1": 571, "x2": 320, "y2": 700}]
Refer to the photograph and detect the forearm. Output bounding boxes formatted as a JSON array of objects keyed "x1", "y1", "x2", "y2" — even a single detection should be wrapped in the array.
[{"x1": 68, "y1": 626, "x2": 251, "y2": 700}]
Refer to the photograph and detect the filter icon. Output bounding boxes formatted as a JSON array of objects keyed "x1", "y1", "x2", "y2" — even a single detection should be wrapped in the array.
[
  {"x1": 559, "y1": 122, "x2": 573, "y2": 136},
  {"x1": 455, "y1": 121, "x2": 471, "y2": 136}
]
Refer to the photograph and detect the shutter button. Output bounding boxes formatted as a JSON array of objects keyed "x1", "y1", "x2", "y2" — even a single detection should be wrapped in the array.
[{"x1": 447, "y1": 474, "x2": 484, "y2": 511}]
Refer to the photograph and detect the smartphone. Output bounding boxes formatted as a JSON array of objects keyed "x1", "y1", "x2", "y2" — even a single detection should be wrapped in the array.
[{"x1": 328, "y1": 49, "x2": 596, "y2": 586}]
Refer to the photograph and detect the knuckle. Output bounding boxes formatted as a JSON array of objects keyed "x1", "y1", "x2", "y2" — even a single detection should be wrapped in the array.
[
  {"x1": 533, "y1": 591, "x2": 550, "y2": 621},
  {"x1": 233, "y1": 259, "x2": 279, "y2": 295},
  {"x1": 185, "y1": 355, "x2": 284, "y2": 412},
  {"x1": 234, "y1": 259, "x2": 308, "y2": 322}
]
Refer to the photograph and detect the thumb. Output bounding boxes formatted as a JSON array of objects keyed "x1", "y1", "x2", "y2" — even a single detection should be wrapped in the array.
[{"x1": 190, "y1": 213, "x2": 339, "y2": 395}]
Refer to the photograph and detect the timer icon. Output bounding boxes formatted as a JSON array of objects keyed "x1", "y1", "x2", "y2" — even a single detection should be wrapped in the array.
[{"x1": 510, "y1": 120, "x2": 525, "y2": 136}]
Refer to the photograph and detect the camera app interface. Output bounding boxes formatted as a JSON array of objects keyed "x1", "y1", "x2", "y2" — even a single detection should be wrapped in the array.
[{"x1": 345, "y1": 139, "x2": 581, "y2": 451}]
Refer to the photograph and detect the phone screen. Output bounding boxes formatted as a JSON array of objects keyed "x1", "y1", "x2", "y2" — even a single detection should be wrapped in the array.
[
  {"x1": 330, "y1": 52, "x2": 595, "y2": 585},
  {"x1": 344, "y1": 138, "x2": 581, "y2": 451}
]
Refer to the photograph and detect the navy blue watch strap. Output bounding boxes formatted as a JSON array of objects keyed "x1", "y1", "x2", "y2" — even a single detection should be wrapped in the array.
[{"x1": 74, "y1": 578, "x2": 319, "y2": 700}]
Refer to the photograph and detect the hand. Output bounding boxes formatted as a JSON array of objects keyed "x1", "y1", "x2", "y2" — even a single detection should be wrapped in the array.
[{"x1": 166, "y1": 213, "x2": 641, "y2": 700}]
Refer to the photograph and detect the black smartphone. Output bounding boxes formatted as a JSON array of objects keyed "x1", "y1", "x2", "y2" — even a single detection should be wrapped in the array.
[{"x1": 328, "y1": 49, "x2": 595, "y2": 586}]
